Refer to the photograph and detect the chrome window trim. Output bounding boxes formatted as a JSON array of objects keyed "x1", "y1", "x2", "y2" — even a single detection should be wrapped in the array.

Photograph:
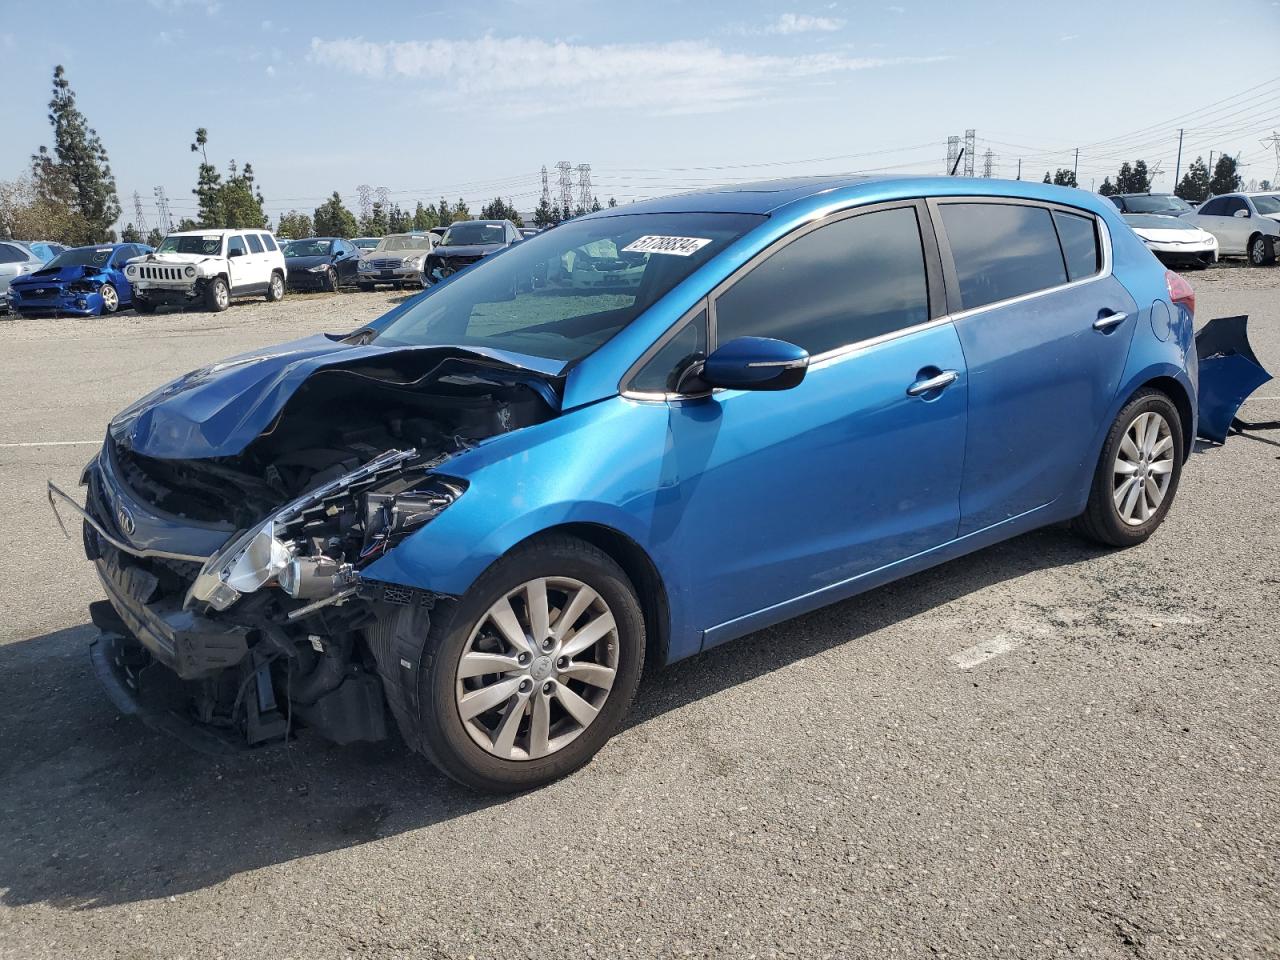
[
  {"x1": 927, "y1": 196, "x2": 1113, "y2": 320},
  {"x1": 619, "y1": 300, "x2": 712, "y2": 401}
]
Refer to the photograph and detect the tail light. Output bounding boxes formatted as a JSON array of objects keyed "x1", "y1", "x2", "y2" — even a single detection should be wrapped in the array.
[{"x1": 1166, "y1": 269, "x2": 1195, "y2": 316}]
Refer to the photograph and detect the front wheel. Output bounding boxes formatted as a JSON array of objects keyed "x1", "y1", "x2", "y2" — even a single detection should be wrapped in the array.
[
  {"x1": 323, "y1": 267, "x2": 338, "y2": 293},
  {"x1": 203, "y1": 278, "x2": 230, "y2": 312},
  {"x1": 98, "y1": 283, "x2": 119, "y2": 314},
  {"x1": 266, "y1": 272, "x2": 285, "y2": 301},
  {"x1": 1073, "y1": 390, "x2": 1184, "y2": 547},
  {"x1": 412, "y1": 535, "x2": 645, "y2": 793},
  {"x1": 1248, "y1": 234, "x2": 1275, "y2": 266}
]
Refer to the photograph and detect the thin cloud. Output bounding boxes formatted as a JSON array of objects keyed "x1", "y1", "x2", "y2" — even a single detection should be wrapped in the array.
[
  {"x1": 308, "y1": 35, "x2": 945, "y2": 115},
  {"x1": 766, "y1": 13, "x2": 846, "y2": 34}
]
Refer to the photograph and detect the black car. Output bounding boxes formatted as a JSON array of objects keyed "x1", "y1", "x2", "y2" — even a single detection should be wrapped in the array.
[
  {"x1": 423, "y1": 220, "x2": 522, "y2": 283},
  {"x1": 282, "y1": 237, "x2": 361, "y2": 292},
  {"x1": 1107, "y1": 193, "x2": 1196, "y2": 217}
]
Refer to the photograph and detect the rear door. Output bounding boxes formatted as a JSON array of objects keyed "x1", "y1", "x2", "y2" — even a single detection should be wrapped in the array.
[{"x1": 931, "y1": 198, "x2": 1137, "y2": 536}]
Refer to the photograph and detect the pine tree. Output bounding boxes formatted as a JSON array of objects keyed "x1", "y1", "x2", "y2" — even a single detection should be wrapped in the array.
[
  {"x1": 1175, "y1": 157, "x2": 1211, "y2": 203},
  {"x1": 121, "y1": 223, "x2": 143, "y2": 243},
  {"x1": 1052, "y1": 169, "x2": 1077, "y2": 188},
  {"x1": 590, "y1": 195, "x2": 602, "y2": 212},
  {"x1": 532, "y1": 197, "x2": 556, "y2": 227},
  {"x1": 1098, "y1": 177, "x2": 1117, "y2": 197},
  {"x1": 1209, "y1": 155, "x2": 1241, "y2": 196},
  {"x1": 1043, "y1": 171, "x2": 1052, "y2": 184},
  {"x1": 277, "y1": 210, "x2": 313, "y2": 239},
  {"x1": 453, "y1": 197, "x2": 471, "y2": 222},
  {"x1": 313, "y1": 192, "x2": 358, "y2": 237},
  {"x1": 146, "y1": 227, "x2": 164, "y2": 248},
  {"x1": 221, "y1": 159, "x2": 267, "y2": 228},
  {"x1": 435, "y1": 197, "x2": 453, "y2": 227},
  {"x1": 360, "y1": 201, "x2": 389, "y2": 237},
  {"x1": 190, "y1": 128, "x2": 224, "y2": 226},
  {"x1": 31, "y1": 65, "x2": 121, "y2": 244},
  {"x1": 412, "y1": 201, "x2": 436, "y2": 231},
  {"x1": 607, "y1": 197, "x2": 618, "y2": 208}
]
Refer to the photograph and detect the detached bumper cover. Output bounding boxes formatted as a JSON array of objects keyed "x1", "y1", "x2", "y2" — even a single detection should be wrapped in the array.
[{"x1": 1195, "y1": 315, "x2": 1274, "y2": 442}]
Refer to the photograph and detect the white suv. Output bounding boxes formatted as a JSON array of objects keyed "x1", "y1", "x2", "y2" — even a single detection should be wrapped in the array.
[{"x1": 125, "y1": 229, "x2": 287, "y2": 312}]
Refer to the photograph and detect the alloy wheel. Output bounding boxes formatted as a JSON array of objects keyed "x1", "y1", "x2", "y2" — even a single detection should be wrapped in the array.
[
  {"x1": 455, "y1": 576, "x2": 619, "y2": 761},
  {"x1": 100, "y1": 284, "x2": 118, "y2": 313},
  {"x1": 1112, "y1": 410, "x2": 1174, "y2": 526},
  {"x1": 215, "y1": 282, "x2": 229, "y2": 309},
  {"x1": 1251, "y1": 237, "x2": 1266, "y2": 265}
]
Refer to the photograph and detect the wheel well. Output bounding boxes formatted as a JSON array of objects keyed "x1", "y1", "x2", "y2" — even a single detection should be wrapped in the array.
[
  {"x1": 524, "y1": 522, "x2": 670, "y2": 669},
  {"x1": 1137, "y1": 375, "x2": 1194, "y2": 457}
]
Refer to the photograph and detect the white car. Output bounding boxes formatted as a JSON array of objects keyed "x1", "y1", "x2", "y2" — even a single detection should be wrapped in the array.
[
  {"x1": 125, "y1": 229, "x2": 287, "y2": 312},
  {"x1": 1122, "y1": 214, "x2": 1218, "y2": 269},
  {"x1": 561, "y1": 239, "x2": 646, "y2": 291},
  {"x1": 1180, "y1": 193, "x2": 1280, "y2": 266}
]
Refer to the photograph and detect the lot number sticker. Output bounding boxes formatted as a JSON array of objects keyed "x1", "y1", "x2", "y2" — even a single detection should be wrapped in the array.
[{"x1": 622, "y1": 235, "x2": 713, "y2": 257}]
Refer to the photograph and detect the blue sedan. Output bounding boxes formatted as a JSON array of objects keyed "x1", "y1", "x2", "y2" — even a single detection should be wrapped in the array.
[
  {"x1": 60, "y1": 176, "x2": 1204, "y2": 791},
  {"x1": 8, "y1": 242, "x2": 151, "y2": 316}
]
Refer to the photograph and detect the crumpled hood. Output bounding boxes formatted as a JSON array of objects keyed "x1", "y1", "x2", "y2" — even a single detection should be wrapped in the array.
[
  {"x1": 11, "y1": 264, "x2": 105, "y2": 287},
  {"x1": 108, "y1": 333, "x2": 568, "y2": 460},
  {"x1": 433, "y1": 243, "x2": 503, "y2": 258}
]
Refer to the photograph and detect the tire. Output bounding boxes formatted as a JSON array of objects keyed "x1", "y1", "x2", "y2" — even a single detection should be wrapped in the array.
[
  {"x1": 98, "y1": 283, "x2": 119, "y2": 315},
  {"x1": 1073, "y1": 389, "x2": 1184, "y2": 547},
  {"x1": 411, "y1": 534, "x2": 645, "y2": 793},
  {"x1": 133, "y1": 297, "x2": 156, "y2": 315},
  {"x1": 266, "y1": 271, "x2": 285, "y2": 301},
  {"x1": 358, "y1": 282, "x2": 374, "y2": 292},
  {"x1": 1247, "y1": 234, "x2": 1275, "y2": 266},
  {"x1": 203, "y1": 277, "x2": 230, "y2": 312},
  {"x1": 323, "y1": 267, "x2": 338, "y2": 293}
]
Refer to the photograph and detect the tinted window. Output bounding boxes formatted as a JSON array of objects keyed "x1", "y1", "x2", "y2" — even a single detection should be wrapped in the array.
[
  {"x1": 246, "y1": 234, "x2": 264, "y2": 254},
  {"x1": 227, "y1": 235, "x2": 247, "y2": 257},
  {"x1": 110, "y1": 246, "x2": 132, "y2": 266},
  {"x1": 0, "y1": 243, "x2": 28, "y2": 264},
  {"x1": 941, "y1": 202, "x2": 1068, "y2": 310},
  {"x1": 631, "y1": 310, "x2": 709, "y2": 394},
  {"x1": 1053, "y1": 211, "x2": 1100, "y2": 281},
  {"x1": 714, "y1": 206, "x2": 929, "y2": 356},
  {"x1": 1221, "y1": 197, "x2": 1247, "y2": 216},
  {"x1": 1199, "y1": 198, "x2": 1227, "y2": 216},
  {"x1": 260, "y1": 234, "x2": 277, "y2": 251}
]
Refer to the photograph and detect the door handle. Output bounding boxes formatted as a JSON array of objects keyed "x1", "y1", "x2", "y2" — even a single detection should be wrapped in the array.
[
  {"x1": 906, "y1": 369, "x2": 958, "y2": 396},
  {"x1": 1092, "y1": 311, "x2": 1128, "y2": 331}
]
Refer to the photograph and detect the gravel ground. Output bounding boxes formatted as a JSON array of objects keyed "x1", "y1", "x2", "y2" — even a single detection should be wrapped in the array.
[{"x1": 0, "y1": 267, "x2": 1277, "y2": 960}]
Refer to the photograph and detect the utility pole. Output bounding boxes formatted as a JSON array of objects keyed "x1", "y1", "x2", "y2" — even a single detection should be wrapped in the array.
[
  {"x1": 1208, "y1": 150, "x2": 1216, "y2": 181},
  {"x1": 1261, "y1": 130, "x2": 1280, "y2": 186},
  {"x1": 1174, "y1": 128, "x2": 1184, "y2": 188},
  {"x1": 1072, "y1": 147, "x2": 1079, "y2": 184},
  {"x1": 1016, "y1": 158, "x2": 1022, "y2": 181}
]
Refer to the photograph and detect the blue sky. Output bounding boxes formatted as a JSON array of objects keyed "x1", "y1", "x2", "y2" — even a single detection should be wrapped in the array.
[{"x1": 1, "y1": 0, "x2": 1278, "y2": 228}]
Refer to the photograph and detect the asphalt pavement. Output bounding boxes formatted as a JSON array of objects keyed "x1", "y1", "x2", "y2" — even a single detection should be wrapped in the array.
[{"x1": 0, "y1": 270, "x2": 1277, "y2": 959}]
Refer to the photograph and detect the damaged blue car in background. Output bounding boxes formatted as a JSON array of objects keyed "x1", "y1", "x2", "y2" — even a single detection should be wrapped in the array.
[
  {"x1": 9, "y1": 241, "x2": 152, "y2": 316},
  {"x1": 47, "y1": 175, "x2": 1273, "y2": 794}
]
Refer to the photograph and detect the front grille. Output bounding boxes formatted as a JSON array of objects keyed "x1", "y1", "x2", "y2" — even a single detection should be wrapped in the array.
[
  {"x1": 137, "y1": 265, "x2": 189, "y2": 282},
  {"x1": 370, "y1": 258, "x2": 402, "y2": 271}
]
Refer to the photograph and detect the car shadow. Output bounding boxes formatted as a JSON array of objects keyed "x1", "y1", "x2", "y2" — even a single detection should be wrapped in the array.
[{"x1": 0, "y1": 525, "x2": 1102, "y2": 910}]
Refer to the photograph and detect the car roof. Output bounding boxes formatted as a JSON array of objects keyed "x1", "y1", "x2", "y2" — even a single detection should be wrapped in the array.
[
  {"x1": 1116, "y1": 192, "x2": 1182, "y2": 198},
  {"x1": 165, "y1": 228, "x2": 274, "y2": 237},
  {"x1": 577, "y1": 174, "x2": 1118, "y2": 218},
  {"x1": 448, "y1": 220, "x2": 507, "y2": 226}
]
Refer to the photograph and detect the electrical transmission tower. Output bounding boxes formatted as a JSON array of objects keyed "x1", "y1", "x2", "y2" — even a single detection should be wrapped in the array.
[
  {"x1": 540, "y1": 165, "x2": 551, "y2": 207},
  {"x1": 132, "y1": 191, "x2": 150, "y2": 234},
  {"x1": 152, "y1": 186, "x2": 173, "y2": 232},
  {"x1": 375, "y1": 186, "x2": 390, "y2": 211},
  {"x1": 356, "y1": 184, "x2": 372, "y2": 220},
  {"x1": 963, "y1": 129, "x2": 976, "y2": 178},
  {"x1": 981, "y1": 149, "x2": 997, "y2": 178},
  {"x1": 1262, "y1": 131, "x2": 1280, "y2": 185},
  {"x1": 556, "y1": 161, "x2": 574, "y2": 213},
  {"x1": 946, "y1": 136, "x2": 960, "y2": 175},
  {"x1": 576, "y1": 164, "x2": 592, "y2": 211}
]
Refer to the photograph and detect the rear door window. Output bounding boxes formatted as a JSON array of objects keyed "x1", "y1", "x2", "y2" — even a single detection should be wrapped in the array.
[
  {"x1": 246, "y1": 234, "x2": 264, "y2": 254},
  {"x1": 0, "y1": 243, "x2": 26, "y2": 264},
  {"x1": 939, "y1": 202, "x2": 1068, "y2": 310},
  {"x1": 713, "y1": 205, "x2": 931, "y2": 356},
  {"x1": 1199, "y1": 198, "x2": 1227, "y2": 216},
  {"x1": 260, "y1": 234, "x2": 278, "y2": 251},
  {"x1": 1053, "y1": 211, "x2": 1100, "y2": 281}
]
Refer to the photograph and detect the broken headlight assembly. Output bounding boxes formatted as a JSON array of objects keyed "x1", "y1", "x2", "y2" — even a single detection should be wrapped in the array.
[{"x1": 187, "y1": 448, "x2": 465, "y2": 612}]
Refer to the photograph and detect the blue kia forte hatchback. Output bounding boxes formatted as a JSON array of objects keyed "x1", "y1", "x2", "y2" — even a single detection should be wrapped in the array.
[{"x1": 53, "y1": 176, "x2": 1200, "y2": 791}]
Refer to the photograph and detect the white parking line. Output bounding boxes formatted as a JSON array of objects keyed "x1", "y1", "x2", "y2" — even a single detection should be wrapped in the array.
[
  {"x1": 950, "y1": 634, "x2": 1023, "y2": 670},
  {"x1": 0, "y1": 440, "x2": 99, "y2": 448}
]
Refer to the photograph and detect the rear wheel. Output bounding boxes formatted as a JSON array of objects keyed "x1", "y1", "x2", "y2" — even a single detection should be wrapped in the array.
[
  {"x1": 98, "y1": 283, "x2": 119, "y2": 314},
  {"x1": 1073, "y1": 390, "x2": 1184, "y2": 547},
  {"x1": 411, "y1": 535, "x2": 645, "y2": 793},
  {"x1": 1248, "y1": 234, "x2": 1275, "y2": 266},
  {"x1": 204, "y1": 277, "x2": 230, "y2": 312},
  {"x1": 266, "y1": 272, "x2": 285, "y2": 301}
]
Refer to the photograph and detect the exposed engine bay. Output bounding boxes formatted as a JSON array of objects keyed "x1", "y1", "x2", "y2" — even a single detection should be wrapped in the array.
[{"x1": 59, "y1": 348, "x2": 560, "y2": 752}]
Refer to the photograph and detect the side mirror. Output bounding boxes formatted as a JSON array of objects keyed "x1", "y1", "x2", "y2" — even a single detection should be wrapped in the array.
[
  {"x1": 228, "y1": 248, "x2": 244, "y2": 258},
  {"x1": 698, "y1": 336, "x2": 809, "y2": 392},
  {"x1": 1233, "y1": 208, "x2": 1250, "y2": 218}
]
